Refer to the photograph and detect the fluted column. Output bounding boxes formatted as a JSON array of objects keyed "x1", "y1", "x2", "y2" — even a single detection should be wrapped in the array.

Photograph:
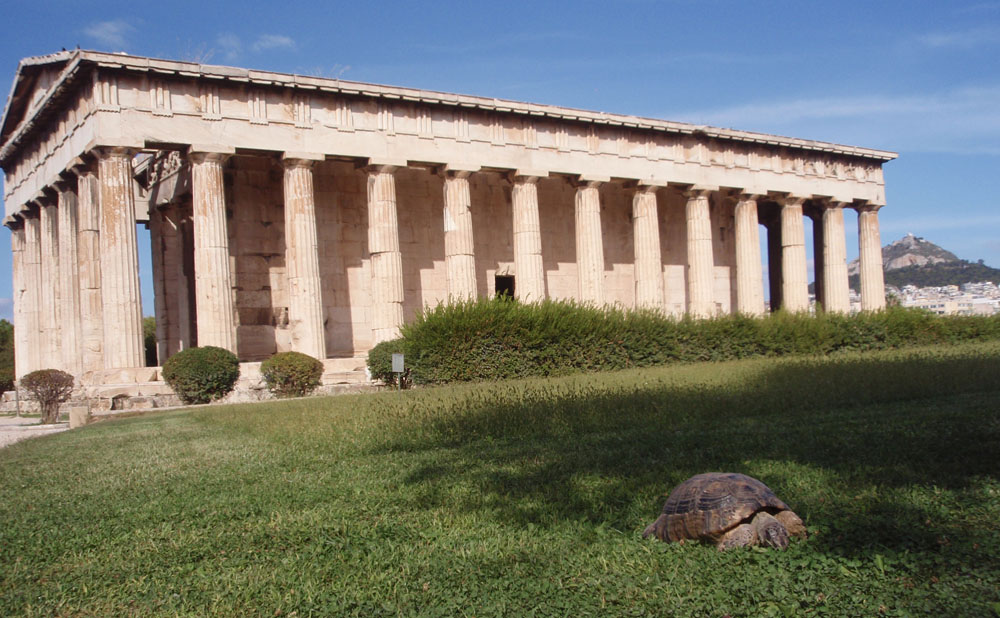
[
  {"x1": 56, "y1": 183, "x2": 82, "y2": 374},
  {"x1": 511, "y1": 174, "x2": 546, "y2": 302},
  {"x1": 367, "y1": 165, "x2": 405, "y2": 344},
  {"x1": 780, "y1": 195, "x2": 809, "y2": 312},
  {"x1": 575, "y1": 179, "x2": 605, "y2": 305},
  {"x1": 686, "y1": 187, "x2": 715, "y2": 317},
  {"x1": 734, "y1": 194, "x2": 765, "y2": 316},
  {"x1": 442, "y1": 170, "x2": 477, "y2": 301},
  {"x1": 283, "y1": 157, "x2": 327, "y2": 360},
  {"x1": 190, "y1": 151, "x2": 237, "y2": 353},
  {"x1": 38, "y1": 200, "x2": 60, "y2": 369},
  {"x1": 632, "y1": 185, "x2": 664, "y2": 310},
  {"x1": 10, "y1": 225, "x2": 28, "y2": 378},
  {"x1": 821, "y1": 203, "x2": 851, "y2": 313},
  {"x1": 75, "y1": 168, "x2": 104, "y2": 372},
  {"x1": 98, "y1": 148, "x2": 144, "y2": 368},
  {"x1": 21, "y1": 215, "x2": 42, "y2": 375},
  {"x1": 857, "y1": 204, "x2": 886, "y2": 311}
]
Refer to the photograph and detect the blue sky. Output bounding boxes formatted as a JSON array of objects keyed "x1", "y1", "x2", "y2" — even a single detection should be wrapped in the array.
[{"x1": 0, "y1": 0, "x2": 998, "y2": 319}]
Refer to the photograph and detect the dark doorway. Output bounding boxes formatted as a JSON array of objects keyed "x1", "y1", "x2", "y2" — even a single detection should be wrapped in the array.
[{"x1": 495, "y1": 275, "x2": 515, "y2": 299}]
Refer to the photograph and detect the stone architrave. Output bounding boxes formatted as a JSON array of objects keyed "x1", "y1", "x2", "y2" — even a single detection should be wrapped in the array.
[
  {"x1": 780, "y1": 196, "x2": 809, "y2": 312},
  {"x1": 38, "y1": 201, "x2": 60, "y2": 369},
  {"x1": 442, "y1": 169, "x2": 477, "y2": 301},
  {"x1": 190, "y1": 150, "x2": 237, "y2": 352},
  {"x1": 632, "y1": 185, "x2": 664, "y2": 310},
  {"x1": 56, "y1": 182, "x2": 82, "y2": 374},
  {"x1": 283, "y1": 156, "x2": 327, "y2": 360},
  {"x1": 21, "y1": 215, "x2": 42, "y2": 375},
  {"x1": 511, "y1": 173, "x2": 546, "y2": 302},
  {"x1": 366, "y1": 164, "x2": 405, "y2": 343},
  {"x1": 575, "y1": 179, "x2": 605, "y2": 305},
  {"x1": 686, "y1": 187, "x2": 715, "y2": 317},
  {"x1": 821, "y1": 203, "x2": 851, "y2": 313},
  {"x1": 75, "y1": 167, "x2": 104, "y2": 372},
  {"x1": 734, "y1": 194, "x2": 765, "y2": 316},
  {"x1": 857, "y1": 204, "x2": 887, "y2": 311}
]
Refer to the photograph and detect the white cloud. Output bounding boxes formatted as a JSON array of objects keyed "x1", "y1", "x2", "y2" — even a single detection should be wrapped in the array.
[
  {"x1": 916, "y1": 26, "x2": 1000, "y2": 49},
  {"x1": 668, "y1": 85, "x2": 1000, "y2": 155},
  {"x1": 83, "y1": 19, "x2": 135, "y2": 50},
  {"x1": 216, "y1": 33, "x2": 242, "y2": 62},
  {"x1": 252, "y1": 34, "x2": 295, "y2": 53}
]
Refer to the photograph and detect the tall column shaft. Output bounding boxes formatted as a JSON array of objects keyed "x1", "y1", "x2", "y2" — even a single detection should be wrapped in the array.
[
  {"x1": 734, "y1": 196, "x2": 765, "y2": 316},
  {"x1": 283, "y1": 159, "x2": 327, "y2": 359},
  {"x1": 39, "y1": 202, "x2": 61, "y2": 369},
  {"x1": 857, "y1": 205, "x2": 886, "y2": 311},
  {"x1": 11, "y1": 227, "x2": 28, "y2": 378},
  {"x1": 442, "y1": 172, "x2": 477, "y2": 301},
  {"x1": 632, "y1": 186, "x2": 664, "y2": 310},
  {"x1": 780, "y1": 197, "x2": 809, "y2": 312},
  {"x1": 812, "y1": 212, "x2": 826, "y2": 309},
  {"x1": 822, "y1": 205, "x2": 851, "y2": 313},
  {"x1": 367, "y1": 166, "x2": 404, "y2": 343},
  {"x1": 686, "y1": 189, "x2": 715, "y2": 317},
  {"x1": 190, "y1": 152, "x2": 237, "y2": 352},
  {"x1": 98, "y1": 149, "x2": 144, "y2": 368},
  {"x1": 57, "y1": 185, "x2": 82, "y2": 374},
  {"x1": 160, "y1": 205, "x2": 192, "y2": 354},
  {"x1": 76, "y1": 170, "x2": 104, "y2": 372},
  {"x1": 149, "y1": 207, "x2": 169, "y2": 365},
  {"x1": 575, "y1": 181, "x2": 605, "y2": 305},
  {"x1": 22, "y1": 216, "x2": 42, "y2": 375},
  {"x1": 511, "y1": 176, "x2": 545, "y2": 302}
]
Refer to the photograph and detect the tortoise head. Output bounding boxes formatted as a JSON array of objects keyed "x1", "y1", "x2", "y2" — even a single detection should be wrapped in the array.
[{"x1": 753, "y1": 512, "x2": 790, "y2": 550}]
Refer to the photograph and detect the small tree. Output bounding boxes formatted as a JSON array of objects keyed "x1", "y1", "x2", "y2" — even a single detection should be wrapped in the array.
[
  {"x1": 21, "y1": 369, "x2": 74, "y2": 424},
  {"x1": 261, "y1": 351, "x2": 323, "y2": 398},
  {"x1": 162, "y1": 346, "x2": 241, "y2": 405}
]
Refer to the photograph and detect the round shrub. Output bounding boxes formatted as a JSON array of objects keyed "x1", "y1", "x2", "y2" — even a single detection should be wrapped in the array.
[
  {"x1": 162, "y1": 346, "x2": 240, "y2": 405},
  {"x1": 366, "y1": 337, "x2": 405, "y2": 386},
  {"x1": 21, "y1": 368, "x2": 74, "y2": 424},
  {"x1": 260, "y1": 351, "x2": 323, "y2": 398}
]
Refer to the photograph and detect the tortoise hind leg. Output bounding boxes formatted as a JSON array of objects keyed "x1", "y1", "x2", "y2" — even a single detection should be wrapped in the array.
[
  {"x1": 643, "y1": 514, "x2": 669, "y2": 540},
  {"x1": 716, "y1": 523, "x2": 757, "y2": 551}
]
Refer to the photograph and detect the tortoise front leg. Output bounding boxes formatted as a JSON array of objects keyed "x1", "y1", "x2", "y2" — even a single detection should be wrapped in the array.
[{"x1": 752, "y1": 512, "x2": 790, "y2": 549}]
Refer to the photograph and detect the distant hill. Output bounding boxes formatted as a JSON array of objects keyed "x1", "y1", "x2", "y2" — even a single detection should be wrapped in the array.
[{"x1": 812, "y1": 234, "x2": 1000, "y2": 292}]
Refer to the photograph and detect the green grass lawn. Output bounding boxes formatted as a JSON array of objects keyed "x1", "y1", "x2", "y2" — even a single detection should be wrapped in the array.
[{"x1": 2, "y1": 343, "x2": 999, "y2": 616}]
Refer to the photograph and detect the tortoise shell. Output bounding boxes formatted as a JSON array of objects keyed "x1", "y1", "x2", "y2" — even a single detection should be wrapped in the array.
[{"x1": 656, "y1": 472, "x2": 789, "y2": 542}]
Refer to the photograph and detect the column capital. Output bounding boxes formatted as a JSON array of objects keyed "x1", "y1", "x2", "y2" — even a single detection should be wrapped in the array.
[
  {"x1": 771, "y1": 192, "x2": 809, "y2": 207},
  {"x1": 281, "y1": 157, "x2": 317, "y2": 170},
  {"x1": 363, "y1": 157, "x2": 407, "y2": 174},
  {"x1": 574, "y1": 174, "x2": 609, "y2": 188},
  {"x1": 282, "y1": 151, "x2": 324, "y2": 165},
  {"x1": 91, "y1": 145, "x2": 136, "y2": 160},
  {"x1": 737, "y1": 192, "x2": 766, "y2": 202},
  {"x1": 188, "y1": 150, "x2": 233, "y2": 165},
  {"x1": 509, "y1": 169, "x2": 548, "y2": 183},
  {"x1": 440, "y1": 163, "x2": 480, "y2": 179},
  {"x1": 683, "y1": 185, "x2": 717, "y2": 199},
  {"x1": 853, "y1": 202, "x2": 884, "y2": 213}
]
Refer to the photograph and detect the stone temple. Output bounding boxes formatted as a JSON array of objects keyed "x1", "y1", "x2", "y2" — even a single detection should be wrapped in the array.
[{"x1": 1, "y1": 50, "x2": 894, "y2": 389}]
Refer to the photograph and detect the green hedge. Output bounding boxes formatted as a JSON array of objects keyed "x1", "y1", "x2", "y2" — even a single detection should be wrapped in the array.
[
  {"x1": 261, "y1": 352, "x2": 323, "y2": 398},
  {"x1": 162, "y1": 346, "x2": 240, "y2": 404},
  {"x1": 367, "y1": 298, "x2": 1000, "y2": 385}
]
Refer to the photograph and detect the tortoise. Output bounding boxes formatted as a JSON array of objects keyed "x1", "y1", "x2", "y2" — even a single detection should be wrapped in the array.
[{"x1": 643, "y1": 472, "x2": 806, "y2": 550}]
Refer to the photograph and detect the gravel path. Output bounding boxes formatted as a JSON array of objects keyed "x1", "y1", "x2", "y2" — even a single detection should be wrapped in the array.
[{"x1": 0, "y1": 416, "x2": 70, "y2": 449}]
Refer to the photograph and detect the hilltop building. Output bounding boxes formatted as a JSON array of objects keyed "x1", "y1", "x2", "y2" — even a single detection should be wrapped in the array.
[{"x1": 2, "y1": 51, "x2": 895, "y2": 382}]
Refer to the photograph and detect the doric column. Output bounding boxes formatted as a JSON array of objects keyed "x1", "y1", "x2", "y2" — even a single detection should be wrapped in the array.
[
  {"x1": 21, "y1": 215, "x2": 42, "y2": 375},
  {"x1": 575, "y1": 178, "x2": 605, "y2": 305},
  {"x1": 159, "y1": 205, "x2": 192, "y2": 355},
  {"x1": 442, "y1": 169, "x2": 477, "y2": 301},
  {"x1": 685, "y1": 187, "x2": 715, "y2": 317},
  {"x1": 97, "y1": 148, "x2": 144, "y2": 368},
  {"x1": 821, "y1": 202, "x2": 851, "y2": 313},
  {"x1": 148, "y1": 206, "x2": 169, "y2": 366},
  {"x1": 283, "y1": 156, "x2": 327, "y2": 360},
  {"x1": 812, "y1": 209, "x2": 826, "y2": 310},
  {"x1": 10, "y1": 225, "x2": 28, "y2": 378},
  {"x1": 75, "y1": 167, "x2": 104, "y2": 372},
  {"x1": 511, "y1": 173, "x2": 546, "y2": 302},
  {"x1": 856, "y1": 204, "x2": 887, "y2": 311},
  {"x1": 190, "y1": 150, "x2": 237, "y2": 353},
  {"x1": 779, "y1": 195, "x2": 809, "y2": 312},
  {"x1": 56, "y1": 182, "x2": 82, "y2": 374},
  {"x1": 38, "y1": 200, "x2": 61, "y2": 369},
  {"x1": 632, "y1": 185, "x2": 664, "y2": 310},
  {"x1": 734, "y1": 194, "x2": 765, "y2": 316},
  {"x1": 366, "y1": 164, "x2": 405, "y2": 344}
]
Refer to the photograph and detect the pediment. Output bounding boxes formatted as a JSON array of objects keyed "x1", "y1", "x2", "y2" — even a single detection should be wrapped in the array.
[{"x1": 0, "y1": 53, "x2": 72, "y2": 150}]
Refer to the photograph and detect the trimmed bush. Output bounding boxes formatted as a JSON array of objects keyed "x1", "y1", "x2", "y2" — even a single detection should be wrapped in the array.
[
  {"x1": 367, "y1": 338, "x2": 405, "y2": 386},
  {"x1": 388, "y1": 298, "x2": 1000, "y2": 385},
  {"x1": 0, "y1": 367, "x2": 14, "y2": 395},
  {"x1": 261, "y1": 352, "x2": 323, "y2": 398},
  {"x1": 21, "y1": 369, "x2": 74, "y2": 424},
  {"x1": 162, "y1": 346, "x2": 240, "y2": 405}
]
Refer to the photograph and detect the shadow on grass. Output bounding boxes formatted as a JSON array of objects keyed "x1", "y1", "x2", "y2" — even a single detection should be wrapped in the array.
[{"x1": 375, "y1": 349, "x2": 1000, "y2": 556}]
